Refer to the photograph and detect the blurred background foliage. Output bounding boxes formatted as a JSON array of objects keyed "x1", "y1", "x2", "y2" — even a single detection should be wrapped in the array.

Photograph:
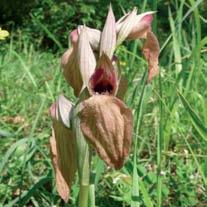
[{"x1": 1, "y1": 0, "x2": 206, "y2": 52}]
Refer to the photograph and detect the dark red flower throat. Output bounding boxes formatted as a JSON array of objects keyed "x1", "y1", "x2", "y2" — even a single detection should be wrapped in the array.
[{"x1": 90, "y1": 67, "x2": 116, "y2": 94}]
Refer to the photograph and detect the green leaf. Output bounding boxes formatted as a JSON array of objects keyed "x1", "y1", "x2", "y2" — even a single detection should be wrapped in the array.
[{"x1": 139, "y1": 180, "x2": 153, "y2": 207}]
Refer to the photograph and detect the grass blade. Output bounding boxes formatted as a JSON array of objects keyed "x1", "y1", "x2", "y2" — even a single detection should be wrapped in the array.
[
  {"x1": 5, "y1": 176, "x2": 51, "y2": 207},
  {"x1": 189, "y1": 0, "x2": 201, "y2": 43},
  {"x1": 31, "y1": 14, "x2": 63, "y2": 51},
  {"x1": 11, "y1": 50, "x2": 37, "y2": 88},
  {"x1": 178, "y1": 91, "x2": 207, "y2": 141},
  {"x1": 181, "y1": 133, "x2": 207, "y2": 186},
  {"x1": 0, "y1": 138, "x2": 28, "y2": 178},
  {"x1": 131, "y1": 72, "x2": 147, "y2": 207},
  {"x1": 139, "y1": 180, "x2": 153, "y2": 207},
  {"x1": 157, "y1": 73, "x2": 163, "y2": 207},
  {"x1": 168, "y1": 7, "x2": 182, "y2": 74}
]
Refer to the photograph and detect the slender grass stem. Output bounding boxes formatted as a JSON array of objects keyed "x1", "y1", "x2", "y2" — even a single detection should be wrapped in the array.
[
  {"x1": 89, "y1": 184, "x2": 95, "y2": 207},
  {"x1": 131, "y1": 71, "x2": 147, "y2": 207},
  {"x1": 152, "y1": 0, "x2": 157, "y2": 34},
  {"x1": 157, "y1": 73, "x2": 163, "y2": 207}
]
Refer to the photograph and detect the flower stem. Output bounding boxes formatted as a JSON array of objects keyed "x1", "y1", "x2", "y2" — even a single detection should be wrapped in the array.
[
  {"x1": 78, "y1": 185, "x2": 89, "y2": 207},
  {"x1": 72, "y1": 102, "x2": 94, "y2": 207},
  {"x1": 78, "y1": 182, "x2": 95, "y2": 207}
]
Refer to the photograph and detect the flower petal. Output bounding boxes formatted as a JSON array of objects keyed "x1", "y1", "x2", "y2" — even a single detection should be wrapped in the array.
[
  {"x1": 61, "y1": 47, "x2": 83, "y2": 96},
  {"x1": 57, "y1": 95, "x2": 73, "y2": 128},
  {"x1": 77, "y1": 26, "x2": 96, "y2": 91},
  {"x1": 70, "y1": 26, "x2": 101, "y2": 51},
  {"x1": 89, "y1": 53, "x2": 117, "y2": 95},
  {"x1": 142, "y1": 31, "x2": 160, "y2": 81},
  {"x1": 70, "y1": 29, "x2": 79, "y2": 47},
  {"x1": 84, "y1": 27, "x2": 101, "y2": 51},
  {"x1": 116, "y1": 8, "x2": 137, "y2": 46},
  {"x1": 80, "y1": 95, "x2": 133, "y2": 169},
  {"x1": 49, "y1": 97, "x2": 77, "y2": 201},
  {"x1": 127, "y1": 11, "x2": 155, "y2": 39},
  {"x1": 100, "y1": 5, "x2": 116, "y2": 58},
  {"x1": 49, "y1": 134, "x2": 70, "y2": 202}
]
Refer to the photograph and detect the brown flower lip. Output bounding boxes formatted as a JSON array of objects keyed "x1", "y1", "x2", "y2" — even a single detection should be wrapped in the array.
[{"x1": 80, "y1": 95, "x2": 133, "y2": 169}]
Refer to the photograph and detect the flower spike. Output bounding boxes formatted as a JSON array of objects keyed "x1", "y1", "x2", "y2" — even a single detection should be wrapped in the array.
[{"x1": 51, "y1": 6, "x2": 160, "y2": 202}]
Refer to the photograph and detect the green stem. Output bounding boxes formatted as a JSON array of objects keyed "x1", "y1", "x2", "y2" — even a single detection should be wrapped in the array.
[
  {"x1": 152, "y1": 0, "x2": 157, "y2": 34},
  {"x1": 78, "y1": 185, "x2": 89, "y2": 207},
  {"x1": 157, "y1": 72, "x2": 163, "y2": 207},
  {"x1": 131, "y1": 71, "x2": 147, "y2": 207},
  {"x1": 89, "y1": 184, "x2": 95, "y2": 207},
  {"x1": 72, "y1": 102, "x2": 95, "y2": 207}
]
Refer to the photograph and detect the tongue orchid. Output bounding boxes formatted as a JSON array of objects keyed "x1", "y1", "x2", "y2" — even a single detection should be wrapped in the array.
[{"x1": 50, "y1": 5, "x2": 159, "y2": 202}]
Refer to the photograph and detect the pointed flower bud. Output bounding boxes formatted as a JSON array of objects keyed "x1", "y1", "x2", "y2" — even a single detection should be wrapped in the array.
[
  {"x1": 142, "y1": 31, "x2": 160, "y2": 81},
  {"x1": 79, "y1": 95, "x2": 133, "y2": 169},
  {"x1": 100, "y1": 5, "x2": 116, "y2": 58},
  {"x1": 49, "y1": 95, "x2": 77, "y2": 202},
  {"x1": 77, "y1": 26, "x2": 96, "y2": 91},
  {"x1": 89, "y1": 53, "x2": 117, "y2": 95},
  {"x1": 61, "y1": 48, "x2": 83, "y2": 96}
]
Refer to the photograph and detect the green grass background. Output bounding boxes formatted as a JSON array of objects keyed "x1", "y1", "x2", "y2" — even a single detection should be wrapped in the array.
[{"x1": 0, "y1": 0, "x2": 207, "y2": 206}]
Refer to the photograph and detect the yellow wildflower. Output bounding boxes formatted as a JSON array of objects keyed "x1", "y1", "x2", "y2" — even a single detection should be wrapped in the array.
[{"x1": 0, "y1": 28, "x2": 9, "y2": 40}]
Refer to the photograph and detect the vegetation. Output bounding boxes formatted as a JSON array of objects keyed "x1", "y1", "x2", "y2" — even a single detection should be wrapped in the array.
[{"x1": 0, "y1": 0, "x2": 207, "y2": 206}]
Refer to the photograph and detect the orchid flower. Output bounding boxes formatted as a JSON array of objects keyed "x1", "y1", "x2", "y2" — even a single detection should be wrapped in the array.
[{"x1": 50, "y1": 5, "x2": 159, "y2": 203}]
